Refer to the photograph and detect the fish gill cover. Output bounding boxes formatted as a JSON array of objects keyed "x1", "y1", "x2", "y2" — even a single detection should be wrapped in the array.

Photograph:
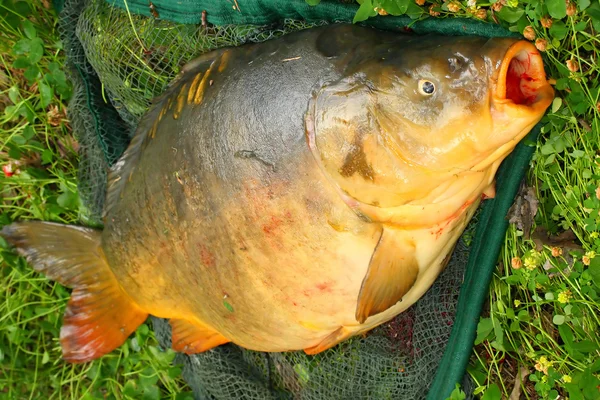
[{"x1": 56, "y1": 0, "x2": 539, "y2": 398}]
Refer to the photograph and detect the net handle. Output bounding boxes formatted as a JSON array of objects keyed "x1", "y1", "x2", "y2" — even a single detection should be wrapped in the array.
[{"x1": 426, "y1": 127, "x2": 540, "y2": 399}]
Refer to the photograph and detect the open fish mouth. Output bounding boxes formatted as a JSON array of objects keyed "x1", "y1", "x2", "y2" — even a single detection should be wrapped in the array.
[{"x1": 495, "y1": 40, "x2": 554, "y2": 112}]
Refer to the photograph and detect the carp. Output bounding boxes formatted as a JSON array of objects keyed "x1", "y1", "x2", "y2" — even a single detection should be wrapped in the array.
[{"x1": 1, "y1": 24, "x2": 554, "y2": 362}]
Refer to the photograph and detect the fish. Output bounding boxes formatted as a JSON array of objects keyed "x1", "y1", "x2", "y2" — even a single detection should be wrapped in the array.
[{"x1": 0, "y1": 24, "x2": 554, "y2": 362}]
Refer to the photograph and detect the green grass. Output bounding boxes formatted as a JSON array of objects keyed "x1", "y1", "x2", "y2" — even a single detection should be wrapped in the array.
[
  {"x1": 1, "y1": 0, "x2": 600, "y2": 399},
  {"x1": 0, "y1": 1, "x2": 192, "y2": 398}
]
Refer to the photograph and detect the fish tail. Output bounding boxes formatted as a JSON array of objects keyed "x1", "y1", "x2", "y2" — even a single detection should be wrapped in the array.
[{"x1": 1, "y1": 221, "x2": 148, "y2": 363}]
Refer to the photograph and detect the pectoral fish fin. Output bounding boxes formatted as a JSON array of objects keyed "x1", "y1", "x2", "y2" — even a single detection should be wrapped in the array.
[
  {"x1": 170, "y1": 318, "x2": 230, "y2": 354},
  {"x1": 303, "y1": 327, "x2": 353, "y2": 355},
  {"x1": 355, "y1": 228, "x2": 419, "y2": 324},
  {"x1": 482, "y1": 182, "x2": 496, "y2": 199},
  {"x1": 0, "y1": 221, "x2": 148, "y2": 363}
]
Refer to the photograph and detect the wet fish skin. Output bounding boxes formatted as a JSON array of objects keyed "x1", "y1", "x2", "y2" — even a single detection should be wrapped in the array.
[{"x1": 0, "y1": 24, "x2": 554, "y2": 361}]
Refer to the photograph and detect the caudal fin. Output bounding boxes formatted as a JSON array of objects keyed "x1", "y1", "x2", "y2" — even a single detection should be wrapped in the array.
[{"x1": 1, "y1": 221, "x2": 148, "y2": 363}]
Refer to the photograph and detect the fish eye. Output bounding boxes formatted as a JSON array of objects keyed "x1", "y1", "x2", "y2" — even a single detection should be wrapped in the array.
[
  {"x1": 418, "y1": 80, "x2": 436, "y2": 96},
  {"x1": 419, "y1": 79, "x2": 435, "y2": 96}
]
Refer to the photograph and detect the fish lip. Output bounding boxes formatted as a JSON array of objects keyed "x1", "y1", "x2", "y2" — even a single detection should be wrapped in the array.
[{"x1": 493, "y1": 40, "x2": 554, "y2": 112}]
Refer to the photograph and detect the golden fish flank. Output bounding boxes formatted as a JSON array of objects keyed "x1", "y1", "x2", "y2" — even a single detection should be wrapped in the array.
[{"x1": 0, "y1": 24, "x2": 554, "y2": 362}]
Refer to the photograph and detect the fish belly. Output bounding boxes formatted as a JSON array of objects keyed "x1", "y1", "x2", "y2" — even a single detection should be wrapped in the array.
[{"x1": 176, "y1": 154, "x2": 383, "y2": 351}]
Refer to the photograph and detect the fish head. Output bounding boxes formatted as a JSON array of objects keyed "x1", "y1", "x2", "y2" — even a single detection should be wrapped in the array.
[
  {"x1": 368, "y1": 35, "x2": 555, "y2": 170},
  {"x1": 307, "y1": 34, "x2": 554, "y2": 209}
]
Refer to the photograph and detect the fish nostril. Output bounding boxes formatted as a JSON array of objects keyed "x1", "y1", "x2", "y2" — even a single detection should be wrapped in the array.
[{"x1": 448, "y1": 57, "x2": 462, "y2": 73}]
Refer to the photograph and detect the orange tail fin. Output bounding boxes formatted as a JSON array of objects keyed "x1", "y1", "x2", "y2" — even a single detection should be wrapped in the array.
[{"x1": 1, "y1": 221, "x2": 148, "y2": 363}]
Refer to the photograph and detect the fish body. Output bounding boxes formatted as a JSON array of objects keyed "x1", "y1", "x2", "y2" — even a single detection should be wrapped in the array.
[{"x1": 1, "y1": 24, "x2": 554, "y2": 361}]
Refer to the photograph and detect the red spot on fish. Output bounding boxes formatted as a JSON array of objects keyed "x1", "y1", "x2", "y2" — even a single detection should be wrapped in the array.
[
  {"x1": 434, "y1": 227, "x2": 445, "y2": 240},
  {"x1": 262, "y1": 215, "x2": 282, "y2": 235},
  {"x1": 315, "y1": 281, "x2": 333, "y2": 293},
  {"x1": 444, "y1": 199, "x2": 476, "y2": 224},
  {"x1": 292, "y1": 301, "x2": 298, "y2": 306},
  {"x1": 197, "y1": 244, "x2": 215, "y2": 267}
]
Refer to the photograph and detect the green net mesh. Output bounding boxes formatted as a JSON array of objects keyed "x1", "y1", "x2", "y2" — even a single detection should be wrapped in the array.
[
  {"x1": 77, "y1": 0, "x2": 327, "y2": 128},
  {"x1": 57, "y1": 0, "x2": 532, "y2": 398}
]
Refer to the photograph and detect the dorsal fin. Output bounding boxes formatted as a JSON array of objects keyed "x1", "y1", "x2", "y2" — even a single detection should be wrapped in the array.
[{"x1": 103, "y1": 50, "x2": 224, "y2": 220}]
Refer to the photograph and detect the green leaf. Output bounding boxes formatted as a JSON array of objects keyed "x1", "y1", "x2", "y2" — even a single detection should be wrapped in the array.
[
  {"x1": 549, "y1": 20, "x2": 568, "y2": 39},
  {"x1": 481, "y1": 384, "x2": 502, "y2": 400},
  {"x1": 57, "y1": 188, "x2": 80, "y2": 211},
  {"x1": 123, "y1": 380, "x2": 138, "y2": 397},
  {"x1": 12, "y1": 38, "x2": 31, "y2": 54},
  {"x1": 447, "y1": 383, "x2": 466, "y2": 400},
  {"x1": 558, "y1": 324, "x2": 586, "y2": 360},
  {"x1": 28, "y1": 37, "x2": 43, "y2": 64},
  {"x1": 551, "y1": 97, "x2": 562, "y2": 113},
  {"x1": 39, "y1": 82, "x2": 53, "y2": 109},
  {"x1": 571, "y1": 340, "x2": 598, "y2": 353},
  {"x1": 553, "y1": 314, "x2": 565, "y2": 325},
  {"x1": 7, "y1": 142, "x2": 22, "y2": 159},
  {"x1": 11, "y1": 135, "x2": 27, "y2": 146},
  {"x1": 589, "y1": 259, "x2": 600, "y2": 287},
  {"x1": 491, "y1": 318, "x2": 505, "y2": 350},
  {"x1": 564, "y1": 383, "x2": 584, "y2": 400},
  {"x1": 8, "y1": 86, "x2": 19, "y2": 104},
  {"x1": 24, "y1": 65, "x2": 40, "y2": 82},
  {"x1": 579, "y1": 0, "x2": 591, "y2": 11},
  {"x1": 12, "y1": 56, "x2": 31, "y2": 69},
  {"x1": 585, "y1": 1, "x2": 600, "y2": 19},
  {"x1": 585, "y1": 2, "x2": 600, "y2": 31},
  {"x1": 22, "y1": 19, "x2": 36, "y2": 39},
  {"x1": 564, "y1": 304, "x2": 573, "y2": 315},
  {"x1": 591, "y1": 358, "x2": 600, "y2": 373},
  {"x1": 14, "y1": 1, "x2": 33, "y2": 16},
  {"x1": 475, "y1": 318, "x2": 494, "y2": 344},
  {"x1": 498, "y1": 6, "x2": 524, "y2": 23},
  {"x1": 574, "y1": 21, "x2": 587, "y2": 31},
  {"x1": 139, "y1": 367, "x2": 159, "y2": 388},
  {"x1": 305, "y1": 0, "x2": 321, "y2": 5},
  {"x1": 581, "y1": 367, "x2": 600, "y2": 399},
  {"x1": 50, "y1": 68, "x2": 67, "y2": 88},
  {"x1": 21, "y1": 105, "x2": 35, "y2": 124},
  {"x1": 546, "y1": 0, "x2": 567, "y2": 18},
  {"x1": 167, "y1": 366, "x2": 182, "y2": 379},
  {"x1": 354, "y1": 0, "x2": 377, "y2": 23},
  {"x1": 22, "y1": 126, "x2": 35, "y2": 140},
  {"x1": 379, "y1": 0, "x2": 410, "y2": 15},
  {"x1": 571, "y1": 149, "x2": 585, "y2": 158},
  {"x1": 405, "y1": 1, "x2": 424, "y2": 18},
  {"x1": 141, "y1": 385, "x2": 160, "y2": 400},
  {"x1": 509, "y1": 320, "x2": 520, "y2": 332}
]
